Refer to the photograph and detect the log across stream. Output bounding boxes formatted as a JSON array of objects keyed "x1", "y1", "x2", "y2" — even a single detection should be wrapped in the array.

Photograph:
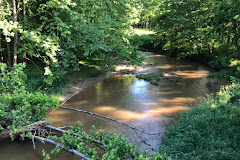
[{"x1": 0, "y1": 53, "x2": 226, "y2": 159}]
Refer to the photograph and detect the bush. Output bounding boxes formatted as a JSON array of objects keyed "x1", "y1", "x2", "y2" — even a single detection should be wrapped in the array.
[
  {"x1": 0, "y1": 63, "x2": 59, "y2": 139},
  {"x1": 159, "y1": 83, "x2": 240, "y2": 160}
]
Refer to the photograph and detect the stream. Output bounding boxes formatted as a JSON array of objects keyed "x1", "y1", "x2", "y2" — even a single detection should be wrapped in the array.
[{"x1": 0, "y1": 52, "x2": 226, "y2": 159}]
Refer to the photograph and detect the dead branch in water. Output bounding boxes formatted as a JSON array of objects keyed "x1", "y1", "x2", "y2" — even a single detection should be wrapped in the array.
[
  {"x1": 59, "y1": 106, "x2": 162, "y2": 136},
  {"x1": 0, "y1": 121, "x2": 47, "y2": 140},
  {"x1": 0, "y1": 122, "x2": 95, "y2": 159},
  {"x1": 34, "y1": 136, "x2": 91, "y2": 160},
  {"x1": 57, "y1": 126, "x2": 71, "y2": 129},
  {"x1": 44, "y1": 125, "x2": 105, "y2": 146}
]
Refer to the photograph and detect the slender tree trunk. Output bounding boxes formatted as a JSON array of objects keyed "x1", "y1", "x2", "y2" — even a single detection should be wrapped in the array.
[
  {"x1": 23, "y1": 0, "x2": 26, "y2": 21},
  {"x1": 6, "y1": 42, "x2": 11, "y2": 66},
  {"x1": 236, "y1": 39, "x2": 240, "y2": 54},
  {"x1": 105, "y1": 0, "x2": 111, "y2": 13},
  {"x1": 13, "y1": 0, "x2": 18, "y2": 65},
  {"x1": 207, "y1": 43, "x2": 214, "y2": 56},
  {"x1": 212, "y1": 43, "x2": 214, "y2": 55},
  {"x1": 0, "y1": 34, "x2": 3, "y2": 63},
  {"x1": 227, "y1": 37, "x2": 230, "y2": 44},
  {"x1": 236, "y1": 23, "x2": 239, "y2": 54}
]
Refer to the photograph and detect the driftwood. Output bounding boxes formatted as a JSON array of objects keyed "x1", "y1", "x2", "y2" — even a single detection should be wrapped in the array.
[
  {"x1": 0, "y1": 122, "x2": 91, "y2": 159},
  {"x1": 0, "y1": 121, "x2": 47, "y2": 140},
  {"x1": 34, "y1": 136, "x2": 91, "y2": 160},
  {"x1": 45, "y1": 125, "x2": 104, "y2": 146},
  {"x1": 60, "y1": 106, "x2": 162, "y2": 136}
]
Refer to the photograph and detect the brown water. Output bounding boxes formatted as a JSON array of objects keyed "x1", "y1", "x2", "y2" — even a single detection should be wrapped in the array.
[{"x1": 0, "y1": 53, "x2": 226, "y2": 159}]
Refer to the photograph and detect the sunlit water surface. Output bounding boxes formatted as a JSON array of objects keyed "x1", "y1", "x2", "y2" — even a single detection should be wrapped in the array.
[{"x1": 0, "y1": 53, "x2": 226, "y2": 159}]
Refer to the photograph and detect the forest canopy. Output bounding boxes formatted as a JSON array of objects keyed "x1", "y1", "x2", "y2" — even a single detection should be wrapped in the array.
[{"x1": 0, "y1": 0, "x2": 143, "y2": 87}]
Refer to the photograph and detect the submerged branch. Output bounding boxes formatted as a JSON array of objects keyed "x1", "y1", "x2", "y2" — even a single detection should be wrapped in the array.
[
  {"x1": 59, "y1": 106, "x2": 162, "y2": 136},
  {"x1": 34, "y1": 136, "x2": 91, "y2": 160},
  {"x1": 45, "y1": 125, "x2": 104, "y2": 146}
]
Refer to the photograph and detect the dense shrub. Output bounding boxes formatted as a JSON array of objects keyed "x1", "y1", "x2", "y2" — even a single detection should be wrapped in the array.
[{"x1": 159, "y1": 83, "x2": 240, "y2": 160}]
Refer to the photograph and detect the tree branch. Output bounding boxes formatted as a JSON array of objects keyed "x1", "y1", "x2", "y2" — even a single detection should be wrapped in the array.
[
  {"x1": 34, "y1": 136, "x2": 91, "y2": 160},
  {"x1": 59, "y1": 106, "x2": 162, "y2": 136},
  {"x1": 44, "y1": 125, "x2": 105, "y2": 146}
]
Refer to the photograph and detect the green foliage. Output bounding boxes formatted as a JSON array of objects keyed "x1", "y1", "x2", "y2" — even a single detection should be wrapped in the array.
[
  {"x1": 128, "y1": 28, "x2": 156, "y2": 50},
  {"x1": 0, "y1": 63, "x2": 59, "y2": 139},
  {"x1": 45, "y1": 122, "x2": 171, "y2": 160},
  {"x1": 159, "y1": 83, "x2": 240, "y2": 160},
  {"x1": 129, "y1": 31, "x2": 155, "y2": 49},
  {"x1": 1, "y1": 0, "x2": 143, "y2": 88},
  {"x1": 0, "y1": 89, "x2": 59, "y2": 139},
  {"x1": 153, "y1": 0, "x2": 240, "y2": 78},
  {"x1": 0, "y1": 63, "x2": 27, "y2": 93},
  {"x1": 131, "y1": 0, "x2": 161, "y2": 29},
  {"x1": 136, "y1": 72, "x2": 163, "y2": 85}
]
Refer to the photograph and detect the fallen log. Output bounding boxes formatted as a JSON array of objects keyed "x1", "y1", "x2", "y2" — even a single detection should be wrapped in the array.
[
  {"x1": 60, "y1": 106, "x2": 162, "y2": 136},
  {"x1": 0, "y1": 121, "x2": 47, "y2": 140},
  {"x1": 34, "y1": 136, "x2": 91, "y2": 160}
]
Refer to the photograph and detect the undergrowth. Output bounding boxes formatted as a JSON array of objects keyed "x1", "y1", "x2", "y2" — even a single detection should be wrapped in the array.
[{"x1": 159, "y1": 81, "x2": 240, "y2": 160}]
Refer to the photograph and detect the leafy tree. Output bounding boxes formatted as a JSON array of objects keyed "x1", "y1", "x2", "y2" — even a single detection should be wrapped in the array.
[
  {"x1": 0, "y1": 0, "x2": 143, "y2": 87},
  {"x1": 152, "y1": 0, "x2": 240, "y2": 78}
]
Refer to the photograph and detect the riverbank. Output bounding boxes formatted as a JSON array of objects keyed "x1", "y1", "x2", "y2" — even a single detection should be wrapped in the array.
[
  {"x1": 158, "y1": 82, "x2": 240, "y2": 159},
  {"x1": 57, "y1": 60, "x2": 151, "y2": 105}
]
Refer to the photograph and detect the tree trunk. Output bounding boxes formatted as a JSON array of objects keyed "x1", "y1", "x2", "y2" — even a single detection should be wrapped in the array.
[
  {"x1": 13, "y1": 0, "x2": 18, "y2": 65},
  {"x1": 0, "y1": 121, "x2": 47, "y2": 140},
  {"x1": 207, "y1": 43, "x2": 214, "y2": 56},
  {"x1": 236, "y1": 39, "x2": 240, "y2": 54},
  {"x1": 227, "y1": 37, "x2": 230, "y2": 44},
  {"x1": 0, "y1": 34, "x2": 3, "y2": 63},
  {"x1": 23, "y1": 1, "x2": 26, "y2": 21},
  {"x1": 6, "y1": 42, "x2": 11, "y2": 66}
]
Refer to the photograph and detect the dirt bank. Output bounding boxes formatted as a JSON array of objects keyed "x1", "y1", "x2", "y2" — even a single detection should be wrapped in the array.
[{"x1": 59, "y1": 71, "x2": 119, "y2": 105}]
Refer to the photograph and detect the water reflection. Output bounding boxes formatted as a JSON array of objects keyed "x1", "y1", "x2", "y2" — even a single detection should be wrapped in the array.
[
  {"x1": 0, "y1": 53, "x2": 227, "y2": 159},
  {"x1": 47, "y1": 53, "x2": 226, "y2": 154}
]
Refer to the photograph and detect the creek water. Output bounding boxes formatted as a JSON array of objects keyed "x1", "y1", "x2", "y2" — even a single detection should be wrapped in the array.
[{"x1": 0, "y1": 53, "x2": 226, "y2": 159}]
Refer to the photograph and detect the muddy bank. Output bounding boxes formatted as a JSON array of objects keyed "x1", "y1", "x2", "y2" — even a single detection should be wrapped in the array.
[
  {"x1": 59, "y1": 71, "x2": 119, "y2": 105},
  {"x1": 58, "y1": 59, "x2": 152, "y2": 105}
]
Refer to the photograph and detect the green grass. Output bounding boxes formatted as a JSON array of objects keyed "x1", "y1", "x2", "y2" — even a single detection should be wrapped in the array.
[
  {"x1": 132, "y1": 28, "x2": 155, "y2": 36},
  {"x1": 129, "y1": 28, "x2": 155, "y2": 49},
  {"x1": 159, "y1": 83, "x2": 240, "y2": 160}
]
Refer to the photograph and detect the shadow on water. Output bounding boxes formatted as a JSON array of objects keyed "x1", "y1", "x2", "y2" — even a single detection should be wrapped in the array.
[
  {"x1": 0, "y1": 52, "x2": 227, "y2": 159},
  {"x1": 47, "y1": 53, "x2": 227, "y2": 154}
]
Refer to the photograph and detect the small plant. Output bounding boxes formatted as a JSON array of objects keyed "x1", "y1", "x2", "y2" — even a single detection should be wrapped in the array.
[{"x1": 136, "y1": 72, "x2": 163, "y2": 85}]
